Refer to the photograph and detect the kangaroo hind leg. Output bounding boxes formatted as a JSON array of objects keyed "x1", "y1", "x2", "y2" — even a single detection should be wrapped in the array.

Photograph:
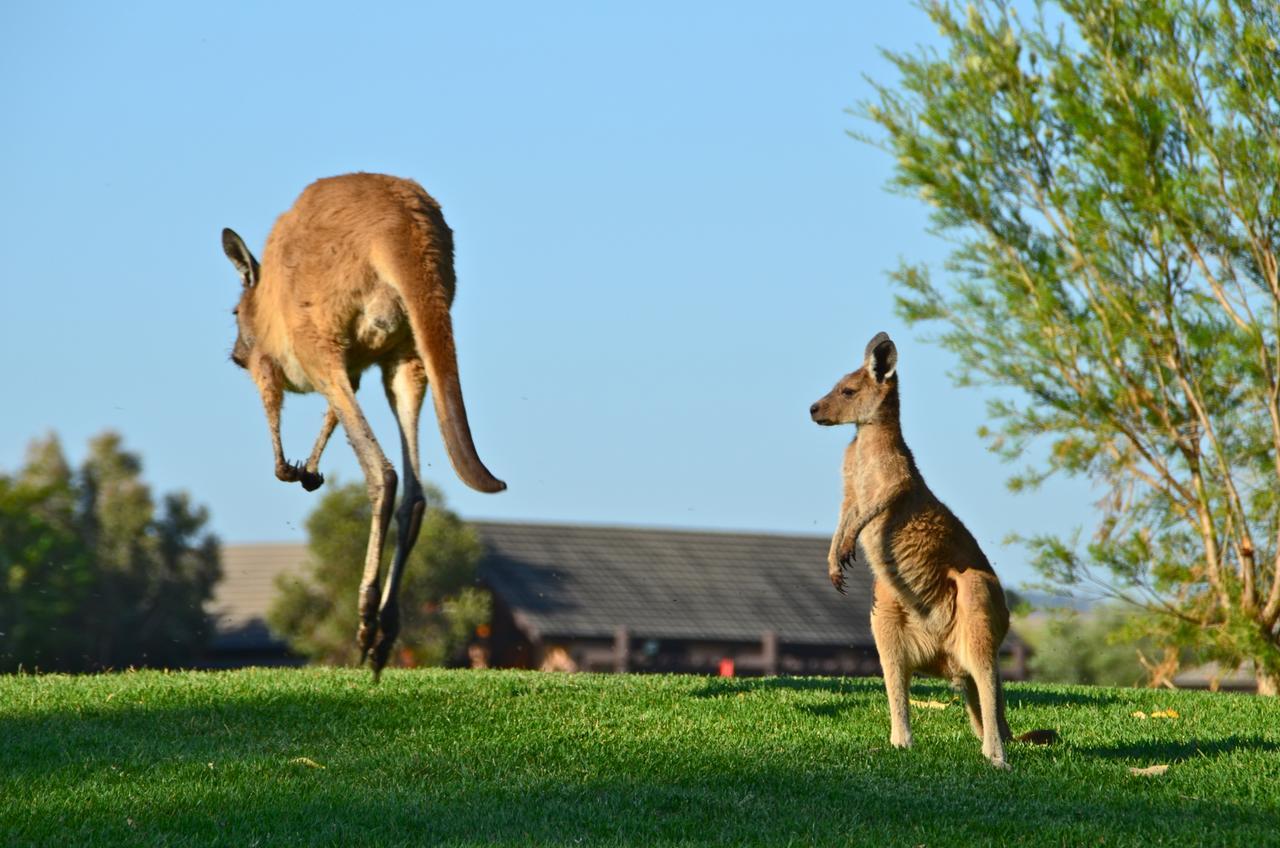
[
  {"x1": 369, "y1": 355, "x2": 429, "y2": 677},
  {"x1": 871, "y1": 591, "x2": 914, "y2": 749},
  {"x1": 318, "y1": 364, "x2": 398, "y2": 669},
  {"x1": 953, "y1": 569, "x2": 1011, "y2": 768}
]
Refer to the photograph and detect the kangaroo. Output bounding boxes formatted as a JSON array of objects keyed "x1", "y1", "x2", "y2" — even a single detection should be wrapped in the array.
[
  {"x1": 221, "y1": 172, "x2": 506, "y2": 677},
  {"x1": 810, "y1": 332, "x2": 1015, "y2": 767}
]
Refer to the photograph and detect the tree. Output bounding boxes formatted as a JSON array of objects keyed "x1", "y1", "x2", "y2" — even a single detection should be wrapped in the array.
[
  {"x1": 267, "y1": 480, "x2": 489, "y2": 668},
  {"x1": 1014, "y1": 604, "x2": 1165, "y2": 687},
  {"x1": 0, "y1": 433, "x2": 221, "y2": 671},
  {"x1": 0, "y1": 439, "x2": 92, "y2": 670},
  {"x1": 862, "y1": 0, "x2": 1280, "y2": 692}
]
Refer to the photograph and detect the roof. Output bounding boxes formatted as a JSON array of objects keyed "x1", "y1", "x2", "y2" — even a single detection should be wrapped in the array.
[
  {"x1": 211, "y1": 523, "x2": 1023, "y2": 654},
  {"x1": 475, "y1": 521, "x2": 874, "y2": 647},
  {"x1": 208, "y1": 543, "x2": 310, "y2": 651}
]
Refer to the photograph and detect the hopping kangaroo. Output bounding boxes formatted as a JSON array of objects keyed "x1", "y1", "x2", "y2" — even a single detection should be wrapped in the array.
[
  {"x1": 221, "y1": 172, "x2": 506, "y2": 676},
  {"x1": 810, "y1": 332, "x2": 1013, "y2": 767}
]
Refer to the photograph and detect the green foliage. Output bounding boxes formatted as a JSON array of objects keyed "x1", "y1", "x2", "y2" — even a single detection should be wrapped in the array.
[
  {"x1": 1015, "y1": 605, "x2": 1164, "y2": 687},
  {"x1": 3, "y1": 669, "x2": 1279, "y2": 845},
  {"x1": 862, "y1": 0, "x2": 1280, "y2": 690},
  {"x1": 0, "y1": 433, "x2": 220, "y2": 671},
  {"x1": 267, "y1": 480, "x2": 489, "y2": 667}
]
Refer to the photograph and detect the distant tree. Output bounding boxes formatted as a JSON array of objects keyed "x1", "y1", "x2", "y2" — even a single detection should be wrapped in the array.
[
  {"x1": 268, "y1": 480, "x2": 489, "y2": 668},
  {"x1": 0, "y1": 433, "x2": 220, "y2": 671},
  {"x1": 0, "y1": 440, "x2": 92, "y2": 669},
  {"x1": 1015, "y1": 605, "x2": 1164, "y2": 687},
  {"x1": 862, "y1": 1, "x2": 1280, "y2": 692}
]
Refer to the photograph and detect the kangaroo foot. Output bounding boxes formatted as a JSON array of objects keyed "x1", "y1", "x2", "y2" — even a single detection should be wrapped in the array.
[
  {"x1": 370, "y1": 605, "x2": 401, "y2": 681},
  {"x1": 357, "y1": 585, "x2": 380, "y2": 665},
  {"x1": 275, "y1": 460, "x2": 324, "y2": 491}
]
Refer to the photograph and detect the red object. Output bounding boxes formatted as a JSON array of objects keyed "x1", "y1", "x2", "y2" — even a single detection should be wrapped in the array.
[{"x1": 718, "y1": 657, "x2": 735, "y2": 677}]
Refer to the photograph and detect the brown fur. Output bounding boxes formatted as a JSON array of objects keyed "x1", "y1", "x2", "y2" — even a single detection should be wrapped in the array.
[
  {"x1": 811, "y1": 332, "x2": 1014, "y2": 767},
  {"x1": 222, "y1": 172, "x2": 505, "y2": 676}
]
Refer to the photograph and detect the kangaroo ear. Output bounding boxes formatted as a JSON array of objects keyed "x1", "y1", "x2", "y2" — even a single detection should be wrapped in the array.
[
  {"x1": 221, "y1": 228, "x2": 260, "y2": 288},
  {"x1": 863, "y1": 332, "x2": 897, "y2": 382}
]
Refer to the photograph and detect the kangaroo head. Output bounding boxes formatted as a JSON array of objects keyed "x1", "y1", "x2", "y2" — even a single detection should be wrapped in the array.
[
  {"x1": 221, "y1": 228, "x2": 261, "y2": 369},
  {"x1": 810, "y1": 331, "x2": 898, "y2": 426}
]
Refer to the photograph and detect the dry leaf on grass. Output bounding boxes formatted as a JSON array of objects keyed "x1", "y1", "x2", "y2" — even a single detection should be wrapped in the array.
[
  {"x1": 1150, "y1": 709, "x2": 1179, "y2": 719},
  {"x1": 1131, "y1": 710, "x2": 1148, "y2": 719},
  {"x1": 1129, "y1": 764, "x2": 1170, "y2": 777},
  {"x1": 909, "y1": 699, "x2": 949, "y2": 710},
  {"x1": 289, "y1": 757, "x2": 325, "y2": 769}
]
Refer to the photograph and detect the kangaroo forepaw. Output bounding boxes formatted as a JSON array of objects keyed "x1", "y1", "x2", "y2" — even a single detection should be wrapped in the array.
[
  {"x1": 275, "y1": 460, "x2": 324, "y2": 491},
  {"x1": 828, "y1": 552, "x2": 851, "y2": 593},
  {"x1": 300, "y1": 468, "x2": 325, "y2": 492}
]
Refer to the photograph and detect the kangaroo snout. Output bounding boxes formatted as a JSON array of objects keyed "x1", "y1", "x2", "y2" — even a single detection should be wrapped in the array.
[{"x1": 810, "y1": 400, "x2": 832, "y2": 425}]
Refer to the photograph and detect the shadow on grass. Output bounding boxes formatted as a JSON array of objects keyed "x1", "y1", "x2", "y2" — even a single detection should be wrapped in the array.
[
  {"x1": 1078, "y1": 735, "x2": 1280, "y2": 762},
  {"x1": 1004, "y1": 687, "x2": 1123, "y2": 708},
  {"x1": 2, "y1": 685, "x2": 1276, "y2": 846}
]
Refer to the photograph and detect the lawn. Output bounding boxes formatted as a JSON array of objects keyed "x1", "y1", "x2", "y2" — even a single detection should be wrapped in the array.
[{"x1": 2, "y1": 669, "x2": 1277, "y2": 846}]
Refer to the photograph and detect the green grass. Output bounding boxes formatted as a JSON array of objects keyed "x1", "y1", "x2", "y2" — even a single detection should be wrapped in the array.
[{"x1": 2, "y1": 669, "x2": 1278, "y2": 846}]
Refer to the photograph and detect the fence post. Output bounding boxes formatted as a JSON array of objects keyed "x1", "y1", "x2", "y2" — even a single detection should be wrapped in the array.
[
  {"x1": 613, "y1": 626, "x2": 630, "y2": 673},
  {"x1": 762, "y1": 629, "x2": 778, "y2": 677}
]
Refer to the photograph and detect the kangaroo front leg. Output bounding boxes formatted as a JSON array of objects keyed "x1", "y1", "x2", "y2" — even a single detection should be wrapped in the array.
[
  {"x1": 250, "y1": 358, "x2": 309, "y2": 486},
  {"x1": 297, "y1": 406, "x2": 339, "y2": 492},
  {"x1": 829, "y1": 507, "x2": 857, "y2": 593},
  {"x1": 843, "y1": 480, "x2": 911, "y2": 558}
]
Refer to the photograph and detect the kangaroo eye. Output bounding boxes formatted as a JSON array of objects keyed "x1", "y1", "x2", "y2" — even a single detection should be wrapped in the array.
[{"x1": 841, "y1": 388, "x2": 855, "y2": 397}]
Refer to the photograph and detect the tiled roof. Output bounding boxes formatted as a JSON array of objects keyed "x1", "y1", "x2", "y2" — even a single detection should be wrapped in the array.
[
  {"x1": 475, "y1": 522, "x2": 874, "y2": 647},
  {"x1": 208, "y1": 543, "x2": 310, "y2": 650}
]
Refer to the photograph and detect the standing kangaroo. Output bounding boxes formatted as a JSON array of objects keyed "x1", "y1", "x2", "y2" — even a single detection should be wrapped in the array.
[
  {"x1": 810, "y1": 332, "x2": 1014, "y2": 767},
  {"x1": 221, "y1": 172, "x2": 506, "y2": 677}
]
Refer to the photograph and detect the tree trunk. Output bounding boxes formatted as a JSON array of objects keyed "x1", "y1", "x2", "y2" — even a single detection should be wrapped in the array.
[{"x1": 1256, "y1": 666, "x2": 1279, "y2": 697}]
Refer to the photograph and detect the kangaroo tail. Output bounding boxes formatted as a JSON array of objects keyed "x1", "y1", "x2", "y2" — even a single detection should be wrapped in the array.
[
  {"x1": 377, "y1": 208, "x2": 506, "y2": 494},
  {"x1": 1014, "y1": 729, "x2": 1059, "y2": 745}
]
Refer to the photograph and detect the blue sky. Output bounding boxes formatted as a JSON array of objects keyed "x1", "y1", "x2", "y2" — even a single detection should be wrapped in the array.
[{"x1": 0, "y1": 2, "x2": 1093, "y2": 588}]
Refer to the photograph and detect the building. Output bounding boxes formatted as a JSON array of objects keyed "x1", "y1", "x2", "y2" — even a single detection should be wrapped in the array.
[
  {"x1": 206, "y1": 542, "x2": 308, "y2": 668},
  {"x1": 208, "y1": 521, "x2": 1029, "y2": 679}
]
